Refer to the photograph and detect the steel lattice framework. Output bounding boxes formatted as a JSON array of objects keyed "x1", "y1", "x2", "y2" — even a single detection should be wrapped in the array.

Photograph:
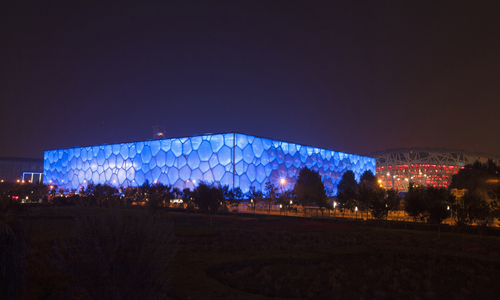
[{"x1": 367, "y1": 148, "x2": 500, "y2": 191}]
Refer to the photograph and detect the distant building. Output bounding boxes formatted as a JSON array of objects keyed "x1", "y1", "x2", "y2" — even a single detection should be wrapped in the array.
[
  {"x1": 367, "y1": 148, "x2": 500, "y2": 191},
  {"x1": 0, "y1": 157, "x2": 44, "y2": 183},
  {"x1": 43, "y1": 132, "x2": 375, "y2": 195}
]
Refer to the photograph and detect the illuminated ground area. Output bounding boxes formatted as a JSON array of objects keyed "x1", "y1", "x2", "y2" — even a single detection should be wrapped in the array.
[
  {"x1": 43, "y1": 132, "x2": 375, "y2": 195},
  {"x1": 25, "y1": 207, "x2": 500, "y2": 300},
  {"x1": 367, "y1": 148, "x2": 500, "y2": 191}
]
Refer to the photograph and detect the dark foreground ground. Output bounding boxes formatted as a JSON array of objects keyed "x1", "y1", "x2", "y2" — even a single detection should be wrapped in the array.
[{"x1": 22, "y1": 207, "x2": 500, "y2": 300}]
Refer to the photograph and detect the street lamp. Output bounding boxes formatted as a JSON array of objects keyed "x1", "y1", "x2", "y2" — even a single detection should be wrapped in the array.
[
  {"x1": 355, "y1": 206, "x2": 358, "y2": 219},
  {"x1": 280, "y1": 178, "x2": 287, "y2": 193}
]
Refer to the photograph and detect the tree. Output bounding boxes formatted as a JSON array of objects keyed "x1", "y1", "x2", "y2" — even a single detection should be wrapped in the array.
[
  {"x1": 181, "y1": 188, "x2": 193, "y2": 208},
  {"x1": 450, "y1": 160, "x2": 500, "y2": 191},
  {"x1": 357, "y1": 170, "x2": 379, "y2": 219},
  {"x1": 316, "y1": 194, "x2": 333, "y2": 218},
  {"x1": 233, "y1": 187, "x2": 244, "y2": 201},
  {"x1": 385, "y1": 188, "x2": 402, "y2": 212},
  {"x1": 181, "y1": 187, "x2": 194, "y2": 223},
  {"x1": 246, "y1": 186, "x2": 263, "y2": 215},
  {"x1": 404, "y1": 184, "x2": 428, "y2": 223},
  {"x1": 192, "y1": 181, "x2": 223, "y2": 226},
  {"x1": 82, "y1": 182, "x2": 119, "y2": 207},
  {"x1": 470, "y1": 190, "x2": 497, "y2": 237},
  {"x1": 220, "y1": 185, "x2": 233, "y2": 212},
  {"x1": 425, "y1": 187, "x2": 454, "y2": 225},
  {"x1": 357, "y1": 183, "x2": 387, "y2": 221},
  {"x1": 229, "y1": 187, "x2": 244, "y2": 214},
  {"x1": 336, "y1": 170, "x2": 358, "y2": 216},
  {"x1": 146, "y1": 182, "x2": 167, "y2": 212},
  {"x1": 137, "y1": 180, "x2": 152, "y2": 206},
  {"x1": 454, "y1": 190, "x2": 498, "y2": 237},
  {"x1": 276, "y1": 189, "x2": 297, "y2": 215},
  {"x1": 293, "y1": 167, "x2": 330, "y2": 217},
  {"x1": 123, "y1": 186, "x2": 141, "y2": 206},
  {"x1": 360, "y1": 170, "x2": 377, "y2": 188},
  {"x1": 218, "y1": 187, "x2": 243, "y2": 214},
  {"x1": 450, "y1": 160, "x2": 500, "y2": 234},
  {"x1": 264, "y1": 181, "x2": 279, "y2": 215},
  {"x1": 50, "y1": 185, "x2": 57, "y2": 203}
]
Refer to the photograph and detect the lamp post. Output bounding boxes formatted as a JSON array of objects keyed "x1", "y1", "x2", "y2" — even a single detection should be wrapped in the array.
[
  {"x1": 279, "y1": 178, "x2": 287, "y2": 215},
  {"x1": 355, "y1": 206, "x2": 358, "y2": 219}
]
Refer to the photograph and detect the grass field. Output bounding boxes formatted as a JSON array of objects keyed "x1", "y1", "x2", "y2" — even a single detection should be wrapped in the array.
[{"x1": 19, "y1": 207, "x2": 500, "y2": 300}]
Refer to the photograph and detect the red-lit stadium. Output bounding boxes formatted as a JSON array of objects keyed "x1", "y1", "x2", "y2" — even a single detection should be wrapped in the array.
[{"x1": 367, "y1": 148, "x2": 500, "y2": 191}]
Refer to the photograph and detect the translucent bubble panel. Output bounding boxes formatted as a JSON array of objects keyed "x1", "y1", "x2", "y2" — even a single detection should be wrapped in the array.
[{"x1": 43, "y1": 133, "x2": 376, "y2": 195}]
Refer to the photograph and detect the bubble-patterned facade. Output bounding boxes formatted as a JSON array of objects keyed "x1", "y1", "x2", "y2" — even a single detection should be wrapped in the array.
[{"x1": 44, "y1": 133, "x2": 375, "y2": 195}]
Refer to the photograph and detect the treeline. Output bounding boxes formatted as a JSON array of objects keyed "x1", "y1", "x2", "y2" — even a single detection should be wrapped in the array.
[
  {"x1": 1, "y1": 160, "x2": 499, "y2": 229},
  {"x1": 336, "y1": 170, "x2": 402, "y2": 221},
  {"x1": 449, "y1": 159, "x2": 500, "y2": 232},
  {"x1": 336, "y1": 169, "x2": 454, "y2": 224},
  {"x1": 0, "y1": 167, "x2": 336, "y2": 228},
  {"x1": 335, "y1": 159, "x2": 500, "y2": 231}
]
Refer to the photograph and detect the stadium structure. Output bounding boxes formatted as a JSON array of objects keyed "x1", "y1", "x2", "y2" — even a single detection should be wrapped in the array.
[
  {"x1": 367, "y1": 148, "x2": 500, "y2": 191},
  {"x1": 43, "y1": 132, "x2": 375, "y2": 195}
]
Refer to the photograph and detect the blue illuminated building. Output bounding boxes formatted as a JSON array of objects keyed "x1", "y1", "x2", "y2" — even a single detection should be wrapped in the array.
[{"x1": 43, "y1": 133, "x2": 375, "y2": 195}]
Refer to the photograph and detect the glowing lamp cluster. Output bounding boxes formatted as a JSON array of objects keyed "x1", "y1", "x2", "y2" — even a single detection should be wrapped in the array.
[{"x1": 43, "y1": 133, "x2": 375, "y2": 195}]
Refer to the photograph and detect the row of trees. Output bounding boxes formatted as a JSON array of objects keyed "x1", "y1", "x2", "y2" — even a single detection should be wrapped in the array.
[
  {"x1": 2, "y1": 160, "x2": 498, "y2": 229},
  {"x1": 0, "y1": 167, "x2": 331, "y2": 225},
  {"x1": 336, "y1": 170, "x2": 402, "y2": 221},
  {"x1": 334, "y1": 159, "x2": 500, "y2": 230},
  {"x1": 403, "y1": 185, "x2": 454, "y2": 225},
  {"x1": 449, "y1": 160, "x2": 500, "y2": 233}
]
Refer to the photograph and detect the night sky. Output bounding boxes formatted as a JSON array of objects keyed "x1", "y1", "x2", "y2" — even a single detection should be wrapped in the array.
[{"x1": 2, "y1": 0, "x2": 500, "y2": 159}]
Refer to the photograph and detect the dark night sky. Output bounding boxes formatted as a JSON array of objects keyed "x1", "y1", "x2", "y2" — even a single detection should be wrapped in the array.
[{"x1": 1, "y1": 0, "x2": 499, "y2": 159}]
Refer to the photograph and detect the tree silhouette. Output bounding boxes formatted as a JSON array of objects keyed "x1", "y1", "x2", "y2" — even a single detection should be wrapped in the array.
[
  {"x1": 192, "y1": 181, "x2": 223, "y2": 226},
  {"x1": 264, "y1": 181, "x2": 279, "y2": 214},
  {"x1": 336, "y1": 170, "x2": 358, "y2": 216},
  {"x1": 404, "y1": 184, "x2": 427, "y2": 223},
  {"x1": 385, "y1": 188, "x2": 402, "y2": 212},
  {"x1": 293, "y1": 167, "x2": 330, "y2": 217},
  {"x1": 246, "y1": 186, "x2": 263, "y2": 215},
  {"x1": 357, "y1": 170, "x2": 379, "y2": 219},
  {"x1": 425, "y1": 187, "x2": 454, "y2": 225}
]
